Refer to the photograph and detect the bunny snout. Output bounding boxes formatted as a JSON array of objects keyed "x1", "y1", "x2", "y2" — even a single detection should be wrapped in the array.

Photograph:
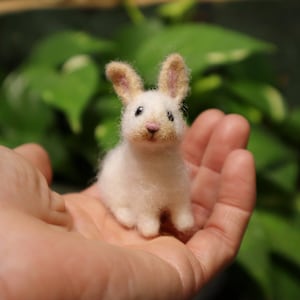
[{"x1": 145, "y1": 122, "x2": 160, "y2": 134}]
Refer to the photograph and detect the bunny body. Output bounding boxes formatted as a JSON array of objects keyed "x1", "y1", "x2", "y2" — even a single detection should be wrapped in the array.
[{"x1": 98, "y1": 54, "x2": 194, "y2": 237}]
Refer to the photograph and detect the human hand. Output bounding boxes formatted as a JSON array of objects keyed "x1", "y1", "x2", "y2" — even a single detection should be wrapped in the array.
[{"x1": 0, "y1": 109, "x2": 255, "y2": 300}]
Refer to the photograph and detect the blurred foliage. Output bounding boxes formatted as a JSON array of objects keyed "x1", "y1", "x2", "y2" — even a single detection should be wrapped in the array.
[{"x1": 0, "y1": 2, "x2": 300, "y2": 299}]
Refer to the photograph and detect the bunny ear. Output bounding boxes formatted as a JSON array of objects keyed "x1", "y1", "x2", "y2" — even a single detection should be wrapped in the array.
[
  {"x1": 158, "y1": 53, "x2": 189, "y2": 103},
  {"x1": 106, "y1": 62, "x2": 144, "y2": 105}
]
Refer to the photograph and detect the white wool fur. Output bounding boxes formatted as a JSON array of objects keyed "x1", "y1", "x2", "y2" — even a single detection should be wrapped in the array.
[{"x1": 97, "y1": 54, "x2": 194, "y2": 237}]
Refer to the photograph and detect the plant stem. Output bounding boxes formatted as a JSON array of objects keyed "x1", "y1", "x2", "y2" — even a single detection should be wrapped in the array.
[{"x1": 123, "y1": 0, "x2": 145, "y2": 25}]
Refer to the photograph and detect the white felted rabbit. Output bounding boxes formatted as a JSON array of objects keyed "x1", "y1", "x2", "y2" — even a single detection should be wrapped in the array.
[{"x1": 97, "y1": 53, "x2": 194, "y2": 238}]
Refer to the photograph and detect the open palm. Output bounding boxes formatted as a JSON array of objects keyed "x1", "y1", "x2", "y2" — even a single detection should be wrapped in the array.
[{"x1": 0, "y1": 109, "x2": 255, "y2": 300}]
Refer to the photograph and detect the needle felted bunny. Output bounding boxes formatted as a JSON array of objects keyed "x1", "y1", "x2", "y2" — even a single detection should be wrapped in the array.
[{"x1": 97, "y1": 53, "x2": 194, "y2": 238}]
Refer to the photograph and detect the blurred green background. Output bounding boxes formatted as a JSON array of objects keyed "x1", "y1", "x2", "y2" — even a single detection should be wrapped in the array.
[{"x1": 0, "y1": 1, "x2": 299, "y2": 299}]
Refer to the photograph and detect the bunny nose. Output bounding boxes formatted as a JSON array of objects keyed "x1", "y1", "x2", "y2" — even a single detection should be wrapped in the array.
[{"x1": 146, "y1": 122, "x2": 160, "y2": 134}]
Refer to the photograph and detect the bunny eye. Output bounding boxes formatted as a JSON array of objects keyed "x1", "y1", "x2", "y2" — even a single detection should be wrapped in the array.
[
  {"x1": 167, "y1": 111, "x2": 174, "y2": 122},
  {"x1": 180, "y1": 101, "x2": 188, "y2": 118},
  {"x1": 135, "y1": 106, "x2": 144, "y2": 117}
]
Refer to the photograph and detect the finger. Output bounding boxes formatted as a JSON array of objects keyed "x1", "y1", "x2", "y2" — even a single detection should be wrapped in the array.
[
  {"x1": 47, "y1": 191, "x2": 72, "y2": 228},
  {"x1": 201, "y1": 114, "x2": 250, "y2": 172},
  {"x1": 187, "y1": 150, "x2": 256, "y2": 285},
  {"x1": 190, "y1": 115, "x2": 250, "y2": 225},
  {"x1": 80, "y1": 183, "x2": 101, "y2": 200},
  {"x1": 191, "y1": 167, "x2": 220, "y2": 227},
  {"x1": 182, "y1": 109, "x2": 225, "y2": 166},
  {"x1": 14, "y1": 143, "x2": 52, "y2": 184}
]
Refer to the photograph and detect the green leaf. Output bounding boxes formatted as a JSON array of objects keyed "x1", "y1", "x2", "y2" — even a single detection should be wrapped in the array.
[
  {"x1": 263, "y1": 160, "x2": 298, "y2": 193},
  {"x1": 95, "y1": 118, "x2": 120, "y2": 152},
  {"x1": 222, "y1": 99, "x2": 263, "y2": 124},
  {"x1": 238, "y1": 211, "x2": 273, "y2": 298},
  {"x1": 248, "y1": 126, "x2": 296, "y2": 172},
  {"x1": 129, "y1": 23, "x2": 273, "y2": 84},
  {"x1": 229, "y1": 80, "x2": 287, "y2": 122},
  {"x1": 158, "y1": 0, "x2": 197, "y2": 21},
  {"x1": 259, "y1": 212, "x2": 300, "y2": 267},
  {"x1": 284, "y1": 108, "x2": 300, "y2": 131},
  {"x1": 94, "y1": 95, "x2": 122, "y2": 152},
  {"x1": 29, "y1": 31, "x2": 114, "y2": 67},
  {"x1": 227, "y1": 54, "x2": 275, "y2": 83},
  {"x1": 238, "y1": 211, "x2": 300, "y2": 299},
  {"x1": 96, "y1": 95, "x2": 122, "y2": 119},
  {"x1": 115, "y1": 20, "x2": 163, "y2": 62},
  {"x1": 248, "y1": 126, "x2": 298, "y2": 193},
  {"x1": 192, "y1": 74, "x2": 223, "y2": 95},
  {"x1": 25, "y1": 55, "x2": 99, "y2": 132},
  {"x1": 281, "y1": 108, "x2": 300, "y2": 145},
  {"x1": 296, "y1": 194, "x2": 300, "y2": 223},
  {"x1": 0, "y1": 75, "x2": 53, "y2": 145},
  {"x1": 272, "y1": 261, "x2": 300, "y2": 300}
]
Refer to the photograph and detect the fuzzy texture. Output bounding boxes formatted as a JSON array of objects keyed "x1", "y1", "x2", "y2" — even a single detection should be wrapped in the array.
[{"x1": 98, "y1": 53, "x2": 194, "y2": 238}]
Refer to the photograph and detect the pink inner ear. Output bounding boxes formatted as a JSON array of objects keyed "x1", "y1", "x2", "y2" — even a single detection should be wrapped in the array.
[
  {"x1": 114, "y1": 72, "x2": 129, "y2": 92},
  {"x1": 168, "y1": 68, "x2": 178, "y2": 98}
]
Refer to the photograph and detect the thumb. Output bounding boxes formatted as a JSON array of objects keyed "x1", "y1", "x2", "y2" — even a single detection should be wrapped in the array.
[{"x1": 14, "y1": 143, "x2": 53, "y2": 185}]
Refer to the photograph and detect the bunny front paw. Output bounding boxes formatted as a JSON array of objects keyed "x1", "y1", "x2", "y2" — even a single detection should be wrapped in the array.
[
  {"x1": 172, "y1": 210, "x2": 195, "y2": 232},
  {"x1": 137, "y1": 215, "x2": 160, "y2": 238},
  {"x1": 114, "y1": 207, "x2": 136, "y2": 228}
]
